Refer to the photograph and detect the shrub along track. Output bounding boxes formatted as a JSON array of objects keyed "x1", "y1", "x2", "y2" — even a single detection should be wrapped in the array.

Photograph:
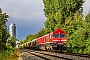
[{"x1": 21, "y1": 49, "x2": 90, "y2": 60}]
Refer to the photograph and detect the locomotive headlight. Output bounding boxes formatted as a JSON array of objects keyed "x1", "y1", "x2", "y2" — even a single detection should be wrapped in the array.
[
  {"x1": 61, "y1": 39, "x2": 66, "y2": 41},
  {"x1": 53, "y1": 40, "x2": 58, "y2": 41}
]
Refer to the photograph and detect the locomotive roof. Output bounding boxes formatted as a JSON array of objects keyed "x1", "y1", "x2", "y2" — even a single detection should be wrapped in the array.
[{"x1": 53, "y1": 28, "x2": 66, "y2": 34}]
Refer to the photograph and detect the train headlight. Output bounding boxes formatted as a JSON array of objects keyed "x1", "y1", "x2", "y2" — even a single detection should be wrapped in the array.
[
  {"x1": 61, "y1": 39, "x2": 66, "y2": 41},
  {"x1": 53, "y1": 40, "x2": 58, "y2": 41}
]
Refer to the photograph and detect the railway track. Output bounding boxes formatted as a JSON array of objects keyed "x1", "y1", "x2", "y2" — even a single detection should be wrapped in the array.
[
  {"x1": 28, "y1": 51, "x2": 71, "y2": 60},
  {"x1": 21, "y1": 49, "x2": 90, "y2": 60}
]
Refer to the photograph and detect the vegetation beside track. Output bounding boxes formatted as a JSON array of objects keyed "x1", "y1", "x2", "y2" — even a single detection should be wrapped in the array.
[{"x1": 0, "y1": 8, "x2": 20, "y2": 60}]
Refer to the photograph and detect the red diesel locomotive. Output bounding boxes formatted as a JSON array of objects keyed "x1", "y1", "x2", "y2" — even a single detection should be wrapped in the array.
[{"x1": 20, "y1": 28, "x2": 67, "y2": 51}]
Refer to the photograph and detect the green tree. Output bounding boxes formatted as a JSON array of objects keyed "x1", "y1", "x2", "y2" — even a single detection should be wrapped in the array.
[
  {"x1": 84, "y1": 11, "x2": 90, "y2": 54},
  {"x1": 21, "y1": 34, "x2": 36, "y2": 43},
  {"x1": 0, "y1": 8, "x2": 9, "y2": 50},
  {"x1": 42, "y1": 0, "x2": 84, "y2": 33},
  {"x1": 35, "y1": 28, "x2": 46, "y2": 37},
  {"x1": 20, "y1": 40, "x2": 24, "y2": 45},
  {"x1": 8, "y1": 36, "x2": 18, "y2": 47},
  {"x1": 65, "y1": 12, "x2": 90, "y2": 54}
]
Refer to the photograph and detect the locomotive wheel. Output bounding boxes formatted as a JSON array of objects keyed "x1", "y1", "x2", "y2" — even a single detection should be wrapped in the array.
[
  {"x1": 46, "y1": 47, "x2": 49, "y2": 51},
  {"x1": 50, "y1": 48, "x2": 53, "y2": 52},
  {"x1": 51, "y1": 48, "x2": 55, "y2": 52},
  {"x1": 39, "y1": 44, "x2": 46, "y2": 50},
  {"x1": 47, "y1": 48, "x2": 49, "y2": 51},
  {"x1": 42, "y1": 45, "x2": 46, "y2": 50},
  {"x1": 46, "y1": 46, "x2": 53, "y2": 52},
  {"x1": 48, "y1": 48, "x2": 51, "y2": 52}
]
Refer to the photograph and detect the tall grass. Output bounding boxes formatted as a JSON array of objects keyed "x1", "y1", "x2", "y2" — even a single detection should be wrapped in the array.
[{"x1": 0, "y1": 45, "x2": 20, "y2": 60}]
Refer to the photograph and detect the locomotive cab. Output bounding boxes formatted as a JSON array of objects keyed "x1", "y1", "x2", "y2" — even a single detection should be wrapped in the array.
[
  {"x1": 53, "y1": 33, "x2": 66, "y2": 43},
  {"x1": 50, "y1": 28, "x2": 67, "y2": 51}
]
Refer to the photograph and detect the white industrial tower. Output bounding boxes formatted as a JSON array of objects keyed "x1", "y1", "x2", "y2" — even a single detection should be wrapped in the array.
[{"x1": 9, "y1": 23, "x2": 16, "y2": 37}]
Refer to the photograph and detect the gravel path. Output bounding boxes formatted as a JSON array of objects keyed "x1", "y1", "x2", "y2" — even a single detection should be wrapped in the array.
[
  {"x1": 33, "y1": 51, "x2": 90, "y2": 60},
  {"x1": 19, "y1": 49, "x2": 45, "y2": 60},
  {"x1": 19, "y1": 49, "x2": 90, "y2": 60}
]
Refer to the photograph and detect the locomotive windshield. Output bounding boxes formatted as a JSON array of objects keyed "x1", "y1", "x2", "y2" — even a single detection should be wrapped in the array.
[
  {"x1": 60, "y1": 34, "x2": 65, "y2": 38},
  {"x1": 54, "y1": 34, "x2": 59, "y2": 38}
]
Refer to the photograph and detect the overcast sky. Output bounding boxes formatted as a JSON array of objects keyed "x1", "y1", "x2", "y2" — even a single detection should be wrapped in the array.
[{"x1": 0, "y1": 0, "x2": 90, "y2": 40}]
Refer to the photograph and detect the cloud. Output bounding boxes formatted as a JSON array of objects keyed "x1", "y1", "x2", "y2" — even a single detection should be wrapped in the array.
[
  {"x1": 0, "y1": 0, "x2": 46, "y2": 29},
  {"x1": 0, "y1": 0, "x2": 46, "y2": 40},
  {"x1": 0, "y1": 0, "x2": 45, "y2": 21},
  {"x1": 83, "y1": 0, "x2": 90, "y2": 14}
]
